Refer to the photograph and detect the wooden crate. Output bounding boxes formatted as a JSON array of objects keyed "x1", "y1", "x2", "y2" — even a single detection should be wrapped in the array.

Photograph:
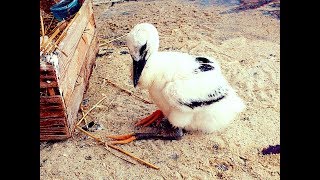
[{"x1": 40, "y1": 0, "x2": 98, "y2": 141}]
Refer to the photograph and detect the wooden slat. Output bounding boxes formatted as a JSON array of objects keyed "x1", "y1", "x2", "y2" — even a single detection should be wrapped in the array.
[
  {"x1": 40, "y1": 129, "x2": 67, "y2": 134},
  {"x1": 40, "y1": 95, "x2": 66, "y2": 118},
  {"x1": 40, "y1": 95, "x2": 63, "y2": 104},
  {"x1": 40, "y1": 81, "x2": 58, "y2": 88},
  {"x1": 40, "y1": 105, "x2": 64, "y2": 112},
  {"x1": 40, "y1": 134, "x2": 70, "y2": 141},
  {"x1": 64, "y1": 24, "x2": 98, "y2": 133},
  {"x1": 40, "y1": 127, "x2": 67, "y2": 131},
  {"x1": 83, "y1": 31, "x2": 98, "y2": 86},
  {"x1": 40, "y1": 119, "x2": 69, "y2": 140},
  {"x1": 58, "y1": 0, "x2": 91, "y2": 75},
  {"x1": 40, "y1": 117, "x2": 66, "y2": 123},
  {"x1": 40, "y1": 75, "x2": 57, "y2": 81},
  {"x1": 40, "y1": 117, "x2": 68, "y2": 138},
  {"x1": 61, "y1": 4, "x2": 96, "y2": 107},
  {"x1": 40, "y1": 126, "x2": 68, "y2": 134},
  {"x1": 62, "y1": 37, "x2": 86, "y2": 104},
  {"x1": 40, "y1": 110, "x2": 66, "y2": 118}
]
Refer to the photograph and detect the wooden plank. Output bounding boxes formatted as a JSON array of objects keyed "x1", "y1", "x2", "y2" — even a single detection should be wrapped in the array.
[
  {"x1": 40, "y1": 113, "x2": 70, "y2": 141},
  {"x1": 40, "y1": 117, "x2": 66, "y2": 123},
  {"x1": 83, "y1": 34, "x2": 98, "y2": 92},
  {"x1": 40, "y1": 95, "x2": 67, "y2": 119},
  {"x1": 61, "y1": 12, "x2": 96, "y2": 106},
  {"x1": 40, "y1": 126, "x2": 67, "y2": 131},
  {"x1": 65, "y1": 34, "x2": 98, "y2": 134},
  {"x1": 40, "y1": 130, "x2": 67, "y2": 133},
  {"x1": 40, "y1": 110, "x2": 66, "y2": 118},
  {"x1": 40, "y1": 95, "x2": 63, "y2": 104},
  {"x1": 58, "y1": 0, "x2": 91, "y2": 76},
  {"x1": 40, "y1": 130, "x2": 67, "y2": 134},
  {"x1": 40, "y1": 104, "x2": 64, "y2": 112},
  {"x1": 40, "y1": 130, "x2": 68, "y2": 134},
  {"x1": 56, "y1": 0, "x2": 95, "y2": 105},
  {"x1": 62, "y1": 37, "x2": 87, "y2": 104},
  {"x1": 40, "y1": 75, "x2": 57, "y2": 81},
  {"x1": 40, "y1": 81, "x2": 58, "y2": 88},
  {"x1": 84, "y1": 30, "x2": 98, "y2": 83},
  {"x1": 40, "y1": 134, "x2": 70, "y2": 141},
  {"x1": 40, "y1": 69, "x2": 56, "y2": 76}
]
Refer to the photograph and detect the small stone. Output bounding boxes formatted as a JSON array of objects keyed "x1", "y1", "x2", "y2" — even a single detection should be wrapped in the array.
[
  {"x1": 213, "y1": 144, "x2": 219, "y2": 150},
  {"x1": 216, "y1": 163, "x2": 228, "y2": 171},
  {"x1": 120, "y1": 50, "x2": 129, "y2": 55},
  {"x1": 169, "y1": 152, "x2": 179, "y2": 160},
  {"x1": 85, "y1": 155, "x2": 92, "y2": 160}
]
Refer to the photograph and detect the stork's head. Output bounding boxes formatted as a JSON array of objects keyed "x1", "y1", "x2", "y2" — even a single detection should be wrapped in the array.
[{"x1": 126, "y1": 23, "x2": 159, "y2": 87}]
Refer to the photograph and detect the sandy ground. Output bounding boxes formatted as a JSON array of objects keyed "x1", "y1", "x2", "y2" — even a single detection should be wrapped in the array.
[{"x1": 40, "y1": 0, "x2": 280, "y2": 179}]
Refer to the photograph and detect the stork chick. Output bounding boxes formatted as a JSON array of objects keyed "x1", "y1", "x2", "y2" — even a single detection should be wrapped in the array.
[{"x1": 106, "y1": 23, "x2": 245, "y2": 145}]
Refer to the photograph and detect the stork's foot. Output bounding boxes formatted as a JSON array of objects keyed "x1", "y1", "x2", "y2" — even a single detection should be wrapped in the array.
[
  {"x1": 135, "y1": 109, "x2": 164, "y2": 127},
  {"x1": 106, "y1": 118, "x2": 183, "y2": 144},
  {"x1": 135, "y1": 127, "x2": 183, "y2": 141}
]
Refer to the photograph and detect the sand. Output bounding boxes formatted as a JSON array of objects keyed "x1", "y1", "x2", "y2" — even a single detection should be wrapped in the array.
[{"x1": 40, "y1": 0, "x2": 280, "y2": 179}]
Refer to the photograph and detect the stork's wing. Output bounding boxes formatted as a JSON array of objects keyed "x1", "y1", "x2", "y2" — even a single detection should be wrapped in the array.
[{"x1": 161, "y1": 58, "x2": 229, "y2": 110}]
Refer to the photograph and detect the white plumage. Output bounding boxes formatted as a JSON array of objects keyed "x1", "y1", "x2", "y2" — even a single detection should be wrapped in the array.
[{"x1": 126, "y1": 23, "x2": 245, "y2": 134}]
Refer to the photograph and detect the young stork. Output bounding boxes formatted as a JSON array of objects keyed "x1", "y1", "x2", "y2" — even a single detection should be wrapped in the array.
[{"x1": 106, "y1": 23, "x2": 245, "y2": 144}]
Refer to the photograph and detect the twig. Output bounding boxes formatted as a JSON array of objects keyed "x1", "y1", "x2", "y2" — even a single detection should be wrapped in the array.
[
  {"x1": 76, "y1": 122, "x2": 159, "y2": 169},
  {"x1": 51, "y1": 42, "x2": 69, "y2": 57},
  {"x1": 75, "y1": 124, "x2": 137, "y2": 165},
  {"x1": 76, "y1": 125, "x2": 103, "y2": 143},
  {"x1": 104, "y1": 147, "x2": 137, "y2": 165},
  {"x1": 106, "y1": 143, "x2": 160, "y2": 170},
  {"x1": 99, "y1": 34, "x2": 127, "y2": 47},
  {"x1": 100, "y1": 77, "x2": 153, "y2": 104},
  {"x1": 77, "y1": 95, "x2": 108, "y2": 126},
  {"x1": 40, "y1": 12, "x2": 45, "y2": 47},
  {"x1": 45, "y1": 16, "x2": 54, "y2": 35},
  {"x1": 75, "y1": 95, "x2": 159, "y2": 169},
  {"x1": 44, "y1": 13, "x2": 79, "y2": 56},
  {"x1": 106, "y1": 95, "x2": 117, "y2": 112},
  {"x1": 47, "y1": 20, "x2": 67, "y2": 37},
  {"x1": 44, "y1": 16, "x2": 54, "y2": 33},
  {"x1": 40, "y1": 27, "x2": 61, "y2": 53},
  {"x1": 80, "y1": 106, "x2": 88, "y2": 128}
]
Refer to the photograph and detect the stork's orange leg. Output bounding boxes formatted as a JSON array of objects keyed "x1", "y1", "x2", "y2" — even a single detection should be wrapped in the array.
[
  {"x1": 135, "y1": 110, "x2": 164, "y2": 127},
  {"x1": 106, "y1": 133, "x2": 137, "y2": 145}
]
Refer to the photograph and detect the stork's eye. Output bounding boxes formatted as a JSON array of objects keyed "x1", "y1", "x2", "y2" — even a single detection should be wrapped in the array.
[{"x1": 139, "y1": 43, "x2": 147, "y2": 56}]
